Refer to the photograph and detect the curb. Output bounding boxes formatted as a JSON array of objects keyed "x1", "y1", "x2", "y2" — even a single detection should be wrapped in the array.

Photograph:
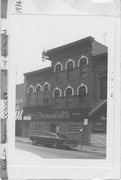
[{"x1": 71, "y1": 147, "x2": 106, "y2": 156}]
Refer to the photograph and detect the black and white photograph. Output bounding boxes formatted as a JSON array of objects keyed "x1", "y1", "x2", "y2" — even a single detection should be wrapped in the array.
[{"x1": 2, "y1": 0, "x2": 120, "y2": 179}]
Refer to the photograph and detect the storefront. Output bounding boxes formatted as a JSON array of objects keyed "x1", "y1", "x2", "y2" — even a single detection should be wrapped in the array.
[{"x1": 22, "y1": 106, "x2": 91, "y2": 145}]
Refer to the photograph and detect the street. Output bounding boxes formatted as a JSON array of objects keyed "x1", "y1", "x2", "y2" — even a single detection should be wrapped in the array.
[{"x1": 15, "y1": 141, "x2": 105, "y2": 159}]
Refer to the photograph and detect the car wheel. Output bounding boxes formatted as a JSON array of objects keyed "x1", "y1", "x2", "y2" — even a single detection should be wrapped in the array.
[{"x1": 52, "y1": 143, "x2": 58, "y2": 148}]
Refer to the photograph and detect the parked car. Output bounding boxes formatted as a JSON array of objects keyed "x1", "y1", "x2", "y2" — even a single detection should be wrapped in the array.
[{"x1": 29, "y1": 131, "x2": 79, "y2": 149}]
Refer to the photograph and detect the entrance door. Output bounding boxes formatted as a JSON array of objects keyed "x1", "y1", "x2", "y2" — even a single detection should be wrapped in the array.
[{"x1": 50, "y1": 124, "x2": 59, "y2": 133}]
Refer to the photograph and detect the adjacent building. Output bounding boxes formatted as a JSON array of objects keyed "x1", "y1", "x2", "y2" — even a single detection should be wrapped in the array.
[{"x1": 20, "y1": 36, "x2": 107, "y2": 145}]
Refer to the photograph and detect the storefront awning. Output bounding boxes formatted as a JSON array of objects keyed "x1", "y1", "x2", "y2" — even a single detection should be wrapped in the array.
[
  {"x1": 88, "y1": 100, "x2": 107, "y2": 117},
  {"x1": 16, "y1": 110, "x2": 23, "y2": 120}
]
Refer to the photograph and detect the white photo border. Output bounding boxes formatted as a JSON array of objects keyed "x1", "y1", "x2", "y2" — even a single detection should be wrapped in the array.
[{"x1": 7, "y1": 1, "x2": 121, "y2": 179}]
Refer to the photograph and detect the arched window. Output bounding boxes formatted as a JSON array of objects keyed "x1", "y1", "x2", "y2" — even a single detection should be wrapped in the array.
[
  {"x1": 27, "y1": 86, "x2": 34, "y2": 104},
  {"x1": 43, "y1": 82, "x2": 50, "y2": 92},
  {"x1": 65, "y1": 86, "x2": 74, "y2": 107},
  {"x1": 54, "y1": 62, "x2": 63, "y2": 72},
  {"x1": 78, "y1": 56, "x2": 88, "y2": 77},
  {"x1": 36, "y1": 85, "x2": 41, "y2": 103},
  {"x1": 53, "y1": 88, "x2": 61, "y2": 107},
  {"x1": 54, "y1": 89, "x2": 61, "y2": 98},
  {"x1": 66, "y1": 59, "x2": 75, "y2": 80},
  {"x1": 65, "y1": 87, "x2": 73, "y2": 97},
  {"x1": 54, "y1": 63, "x2": 62, "y2": 82},
  {"x1": 77, "y1": 84, "x2": 87, "y2": 106}
]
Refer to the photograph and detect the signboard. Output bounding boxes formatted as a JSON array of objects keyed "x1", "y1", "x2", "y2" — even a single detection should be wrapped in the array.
[
  {"x1": 84, "y1": 118, "x2": 88, "y2": 125},
  {"x1": 35, "y1": 111, "x2": 69, "y2": 120}
]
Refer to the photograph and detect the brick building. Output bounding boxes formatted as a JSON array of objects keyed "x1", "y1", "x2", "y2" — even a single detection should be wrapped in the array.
[{"x1": 22, "y1": 36, "x2": 107, "y2": 145}]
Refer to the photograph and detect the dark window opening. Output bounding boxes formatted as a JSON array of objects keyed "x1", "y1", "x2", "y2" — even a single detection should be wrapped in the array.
[
  {"x1": 65, "y1": 88, "x2": 73, "y2": 107},
  {"x1": 36, "y1": 86, "x2": 41, "y2": 103},
  {"x1": 100, "y1": 75, "x2": 107, "y2": 100},
  {"x1": 79, "y1": 57, "x2": 87, "y2": 77},
  {"x1": 44, "y1": 84, "x2": 49, "y2": 92},
  {"x1": 67, "y1": 61, "x2": 73, "y2": 80},
  {"x1": 66, "y1": 88, "x2": 73, "y2": 97},
  {"x1": 78, "y1": 86, "x2": 87, "y2": 106},
  {"x1": 54, "y1": 89, "x2": 60, "y2": 98},
  {"x1": 55, "y1": 64, "x2": 61, "y2": 82},
  {"x1": 28, "y1": 87, "x2": 34, "y2": 104}
]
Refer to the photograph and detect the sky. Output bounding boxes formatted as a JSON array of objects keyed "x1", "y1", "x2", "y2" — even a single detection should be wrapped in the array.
[{"x1": 8, "y1": 0, "x2": 117, "y2": 84}]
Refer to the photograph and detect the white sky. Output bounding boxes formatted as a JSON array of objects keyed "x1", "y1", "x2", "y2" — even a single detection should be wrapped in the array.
[{"x1": 8, "y1": 0, "x2": 116, "y2": 84}]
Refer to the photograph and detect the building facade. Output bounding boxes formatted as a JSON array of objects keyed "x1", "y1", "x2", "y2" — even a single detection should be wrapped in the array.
[{"x1": 22, "y1": 36, "x2": 107, "y2": 145}]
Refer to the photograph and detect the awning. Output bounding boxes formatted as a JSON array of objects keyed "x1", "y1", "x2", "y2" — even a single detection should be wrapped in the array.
[
  {"x1": 88, "y1": 100, "x2": 107, "y2": 117},
  {"x1": 16, "y1": 110, "x2": 23, "y2": 120}
]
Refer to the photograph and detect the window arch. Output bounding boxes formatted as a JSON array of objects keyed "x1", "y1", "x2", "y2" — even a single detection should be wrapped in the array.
[
  {"x1": 77, "y1": 84, "x2": 88, "y2": 95},
  {"x1": 77, "y1": 84, "x2": 88, "y2": 106},
  {"x1": 35, "y1": 84, "x2": 42, "y2": 92},
  {"x1": 43, "y1": 82, "x2": 50, "y2": 92},
  {"x1": 35, "y1": 84, "x2": 42, "y2": 103},
  {"x1": 52, "y1": 87, "x2": 61, "y2": 98},
  {"x1": 54, "y1": 63, "x2": 62, "y2": 82},
  {"x1": 27, "y1": 85, "x2": 34, "y2": 104},
  {"x1": 64, "y1": 86, "x2": 74, "y2": 96},
  {"x1": 54, "y1": 62, "x2": 63, "y2": 72},
  {"x1": 78, "y1": 55, "x2": 88, "y2": 67},
  {"x1": 65, "y1": 59, "x2": 75, "y2": 80},
  {"x1": 28, "y1": 85, "x2": 34, "y2": 93},
  {"x1": 65, "y1": 59, "x2": 75, "y2": 70}
]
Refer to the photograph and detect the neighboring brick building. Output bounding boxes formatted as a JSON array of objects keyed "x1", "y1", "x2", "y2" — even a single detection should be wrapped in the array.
[{"x1": 22, "y1": 36, "x2": 107, "y2": 145}]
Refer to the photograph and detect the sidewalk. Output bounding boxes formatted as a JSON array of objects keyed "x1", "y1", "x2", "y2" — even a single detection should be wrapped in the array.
[
  {"x1": 72, "y1": 144, "x2": 106, "y2": 156},
  {"x1": 15, "y1": 136, "x2": 106, "y2": 156}
]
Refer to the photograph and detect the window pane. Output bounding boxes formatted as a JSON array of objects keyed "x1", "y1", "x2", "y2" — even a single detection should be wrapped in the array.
[
  {"x1": 44, "y1": 84, "x2": 49, "y2": 91},
  {"x1": 54, "y1": 90, "x2": 60, "y2": 98},
  {"x1": 66, "y1": 88, "x2": 72, "y2": 96},
  {"x1": 55, "y1": 64, "x2": 61, "y2": 72},
  {"x1": 67, "y1": 61, "x2": 73, "y2": 70}
]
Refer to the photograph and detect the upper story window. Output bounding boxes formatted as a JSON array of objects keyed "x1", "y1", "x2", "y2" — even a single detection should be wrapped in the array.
[
  {"x1": 77, "y1": 84, "x2": 88, "y2": 106},
  {"x1": 27, "y1": 85, "x2": 34, "y2": 104},
  {"x1": 53, "y1": 88, "x2": 61, "y2": 107},
  {"x1": 35, "y1": 85, "x2": 42, "y2": 103},
  {"x1": 54, "y1": 62, "x2": 63, "y2": 72},
  {"x1": 54, "y1": 89, "x2": 61, "y2": 98},
  {"x1": 66, "y1": 59, "x2": 75, "y2": 81},
  {"x1": 100, "y1": 72, "x2": 107, "y2": 100},
  {"x1": 43, "y1": 82, "x2": 50, "y2": 92},
  {"x1": 78, "y1": 56, "x2": 88, "y2": 78},
  {"x1": 64, "y1": 86, "x2": 74, "y2": 107},
  {"x1": 54, "y1": 63, "x2": 62, "y2": 82},
  {"x1": 65, "y1": 87, "x2": 73, "y2": 97}
]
